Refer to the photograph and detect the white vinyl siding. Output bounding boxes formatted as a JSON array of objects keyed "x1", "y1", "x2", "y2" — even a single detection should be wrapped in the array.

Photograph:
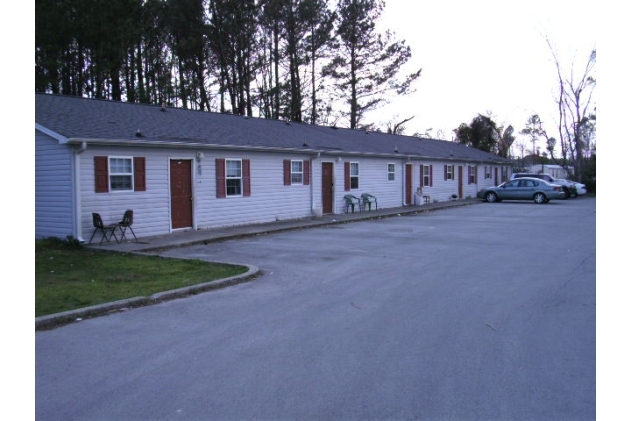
[
  {"x1": 35, "y1": 130, "x2": 75, "y2": 239},
  {"x1": 53, "y1": 140, "x2": 512, "y2": 241}
]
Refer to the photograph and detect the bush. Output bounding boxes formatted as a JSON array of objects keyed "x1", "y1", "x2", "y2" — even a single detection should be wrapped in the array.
[{"x1": 36, "y1": 236, "x2": 83, "y2": 252}]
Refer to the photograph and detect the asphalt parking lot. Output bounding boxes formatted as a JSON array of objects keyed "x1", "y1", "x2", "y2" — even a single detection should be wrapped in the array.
[{"x1": 36, "y1": 197, "x2": 596, "y2": 420}]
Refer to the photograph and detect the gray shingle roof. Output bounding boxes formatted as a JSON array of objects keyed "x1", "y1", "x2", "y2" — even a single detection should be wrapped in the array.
[{"x1": 35, "y1": 93, "x2": 510, "y2": 163}]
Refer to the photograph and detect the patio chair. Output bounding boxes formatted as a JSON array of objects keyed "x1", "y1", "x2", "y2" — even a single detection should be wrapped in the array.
[
  {"x1": 344, "y1": 194, "x2": 361, "y2": 213},
  {"x1": 89, "y1": 213, "x2": 119, "y2": 245},
  {"x1": 117, "y1": 209, "x2": 138, "y2": 242},
  {"x1": 361, "y1": 193, "x2": 378, "y2": 211}
]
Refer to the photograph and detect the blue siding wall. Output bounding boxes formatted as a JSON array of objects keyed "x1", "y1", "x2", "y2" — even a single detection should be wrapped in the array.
[{"x1": 35, "y1": 130, "x2": 74, "y2": 239}]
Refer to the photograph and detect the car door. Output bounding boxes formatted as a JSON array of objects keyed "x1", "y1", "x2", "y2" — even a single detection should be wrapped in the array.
[
  {"x1": 499, "y1": 179, "x2": 521, "y2": 199},
  {"x1": 518, "y1": 179, "x2": 537, "y2": 199}
]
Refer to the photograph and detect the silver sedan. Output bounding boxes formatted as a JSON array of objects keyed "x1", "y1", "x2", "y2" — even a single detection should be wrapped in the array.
[{"x1": 477, "y1": 177, "x2": 566, "y2": 203}]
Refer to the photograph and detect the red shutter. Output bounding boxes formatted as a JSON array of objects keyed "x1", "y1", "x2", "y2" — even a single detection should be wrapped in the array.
[
  {"x1": 419, "y1": 165, "x2": 423, "y2": 186},
  {"x1": 243, "y1": 159, "x2": 251, "y2": 197},
  {"x1": 467, "y1": 166, "x2": 471, "y2": 184},
  {"x1": 134, "y1": 157, "x2": 146, "y2": 191},
  {"x1": 444, "y1": 165, "x2": 447, "y2": 181},
  {"x1": 430, "y1": 165, "x2": 433, "y2": 187},
  {"x1": 303, "y1": 160, "x2": 310, "y2": 185},
  {"x1": 94, "y1": 156, "x2": 109, "y2": 193},
  {"x1": 216, "y1": 158, "x2": 226, "y2": 198},
  {"x1": 344, "y1": 162, "x2": 350, "y2": 191},
  {"x1": 283, "y1": 160, "x2": 291, "y2": 185}
]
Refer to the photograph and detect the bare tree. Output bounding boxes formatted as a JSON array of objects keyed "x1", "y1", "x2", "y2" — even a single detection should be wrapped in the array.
[
  {"x1": 385, "y1": 115, "x2": 414, "y2": 134},
  {"x1": 546, "y1": 38, "x2": 596, "y2": 181}
]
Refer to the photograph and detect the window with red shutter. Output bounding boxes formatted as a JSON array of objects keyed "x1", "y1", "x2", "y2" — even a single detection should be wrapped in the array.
[
  {"x1": 283, "y1": 160, "x2": 291, "y2": 185},
  {"x1": 134, "y1": 157, "x2": 146, "y2": 191},
  {"x1": 216, "y1": 158, "x2": 226, "y2": 198},
  {"x1": 243, "y1": 159, "x2": 251, "y2": 197},
  {"x1": 303, "y1": 160, "x2": 310, "y2": 185},
  {"x1": 94, "y1": 156, "x2": 109, "y2": 193}
]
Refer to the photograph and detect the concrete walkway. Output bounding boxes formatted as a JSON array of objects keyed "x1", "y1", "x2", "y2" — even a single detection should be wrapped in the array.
[
  {"x1": 36, "y1": 199, "x2": 480, "y2": 329},
  {"x1": 88, "y1": 199, "x2": 480, "y2": 254}
]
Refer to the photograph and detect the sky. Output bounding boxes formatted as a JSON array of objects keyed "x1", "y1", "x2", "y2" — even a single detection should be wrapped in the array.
[{"x1": 369, "y1": 0, "x2": 597, "y2": 155}]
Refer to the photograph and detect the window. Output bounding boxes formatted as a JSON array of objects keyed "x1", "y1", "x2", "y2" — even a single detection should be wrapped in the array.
[
  {"x1": 94, "y1": 156, "x2": 146, "y2": 193},
  {"x1": 283, "y1": 159, "x2": 310, "y2": 186},
  {"x1": 226, "y1": 159, "x2": 242, "y2": 196},
  {"x1": 468, "y1": 166, "x2": 477, "y2": 184},
  {"x1": 444, "y1": 164, "x2": 454, "y2": 180},
  {"x1": 291, "y1": 160, "x2": 303, "y2": 184},
  {"x1": 216, "y1": 158, "x2": 250, "y2": 198},
  {"x1": 501, "y1": 167, "x2": 507, "y2": 182},
  {"x1": 485, "y1": 166, "x2": 492, "y2": 179},
  {"x1": 422, "y1": 164, "x2": 432, "y2": 187},
  {"x1": 350, "y1": 162, "x2": 359, "y2": 189},
  {"x1": 109, "y1": 157, "x2": 133, "y2": 190},
  {"x1": 344, "y1": 162, "x2": 359, "y2": 190},
  {"x1": 387, "y1": 163, "x2": 395, "y2": 181}
]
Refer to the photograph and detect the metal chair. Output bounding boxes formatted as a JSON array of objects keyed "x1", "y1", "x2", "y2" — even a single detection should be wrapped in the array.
[
  {"x1": 89, "y1": 213, "x2": 119, "y2": 244},
  {"x1": 117, "y1": 210, "x2": 137, "y2": 242}
]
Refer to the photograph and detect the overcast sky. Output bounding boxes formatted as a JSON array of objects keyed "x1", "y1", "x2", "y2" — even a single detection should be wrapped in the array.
[{"x1": 368, "y1": 0, "x2": 597, "y2": 154}]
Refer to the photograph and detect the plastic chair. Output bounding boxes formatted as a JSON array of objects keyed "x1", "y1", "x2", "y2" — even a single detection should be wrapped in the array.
[
  {"x1": 344, "y1": 194, "x2": 361, "y2": 213},
  {"x1": 117, "y1": 210, "x2": 138, "y2": 242},
  {"x1": 361, "y1": 193, "x2": 378, "y2": 211},
  {"x1": 89, "y1": 213, "x2": 119, "y2": 244}
]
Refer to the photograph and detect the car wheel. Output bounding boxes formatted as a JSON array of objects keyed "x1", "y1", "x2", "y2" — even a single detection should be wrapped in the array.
[
  {"x1": 533, "y1": 192, "x2": 547, "y2": 204},
  {"x1": 485, "y1": 192, "x2": 498, "y2": 203},
  {"x1": 570, "y1": 190, "x2": 578, "y2": 199}
]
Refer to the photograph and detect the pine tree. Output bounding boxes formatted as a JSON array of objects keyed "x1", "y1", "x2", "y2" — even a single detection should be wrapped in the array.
[{"x1": 323, "y1": 0, "x2": 421, "y2": 129}]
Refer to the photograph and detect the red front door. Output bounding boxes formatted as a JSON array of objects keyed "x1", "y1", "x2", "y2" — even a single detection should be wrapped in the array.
[
  {"x1": 170, "y1": 159, "x2": 193, "y2": 229},
  {"x1": 405, "y1": 164, "x2": 413, "y2": 205},
  {"x1": 322, "y1": 162, "x2": 334, "y2": 214}
]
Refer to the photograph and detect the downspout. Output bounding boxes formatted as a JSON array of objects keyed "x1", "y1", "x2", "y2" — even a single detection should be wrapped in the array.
[
  {"x1": 310, "y1": 151, "x2": 320, "y2": 216},
  {"x1": 74, "y1": 142, "x2": 87, "y2": 242},
  {"x1": 310, "y1": 157, "x2": 314, "y2": 214},
  {"x1": 402, "y1": 161, "x2": 406, "y2": 206}
]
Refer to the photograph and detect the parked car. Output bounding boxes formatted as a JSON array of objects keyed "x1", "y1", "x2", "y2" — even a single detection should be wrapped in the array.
[
  {"x1": 510, "y1": 173, "x2": 578, "y2": 198},
  {"x1": 477, "y1": 177, "x2": 566, "y2": 204},
  {"x1": 554, "y1": 179, "x2": 588, "y2": 195}
]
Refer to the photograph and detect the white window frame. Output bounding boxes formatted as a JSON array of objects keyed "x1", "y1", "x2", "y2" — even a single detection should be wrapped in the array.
[
  {"x1": 485, "y1": 166, "x2": 492, "y2": 179},
  {"x1": 469, "y1": 165, "x2": 477, "y2": 184},
  {"x1": 387, "y1": 163, "x2": 395, "y2": 181},
  {"x1": 423, "y1": 165, "x2": 430, "y2": 187},
  {"x1": 109, "y1": 156, "x2": 133, "y2": 191},
  {"x1": 350, "y1": 162, "x2": 359, "y2": 189},
  {"x1": 225, "y1": 159, "x2": 243, "y2": 197},
  {"x1": 291, "y1": 160, "x2": 303, "y2": 185},
  {"x1": 446, "y1": 165, "x2": 454, "y2": 180}
]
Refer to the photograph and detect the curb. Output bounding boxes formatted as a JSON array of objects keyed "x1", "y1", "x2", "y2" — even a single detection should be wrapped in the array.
[{"x1": 35, "y1": 264, "x2": 261, "y2": 331}]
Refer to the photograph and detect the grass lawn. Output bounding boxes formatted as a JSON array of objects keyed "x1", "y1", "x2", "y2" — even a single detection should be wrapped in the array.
[{"x1": 35, "y1": 237, "x2": 249, "y2": 317}]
